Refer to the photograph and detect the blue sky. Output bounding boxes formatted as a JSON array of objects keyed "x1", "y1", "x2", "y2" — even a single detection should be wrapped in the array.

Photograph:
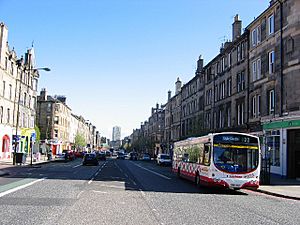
[{"x1": 0, "y1": 0, "x2": 270, "y2": 139}]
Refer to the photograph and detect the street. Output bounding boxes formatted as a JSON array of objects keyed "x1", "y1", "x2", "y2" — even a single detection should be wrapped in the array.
[{"x1": 0, "y1": 158, "x2": 299, "y2": 225}]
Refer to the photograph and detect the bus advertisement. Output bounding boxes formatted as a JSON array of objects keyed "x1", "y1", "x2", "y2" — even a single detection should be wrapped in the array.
[{"x1": 172, "y1": 132, "x2": 260, "y2": 190}]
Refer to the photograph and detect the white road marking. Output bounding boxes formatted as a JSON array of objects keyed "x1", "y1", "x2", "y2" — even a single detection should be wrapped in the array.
[
  {"x1": 88, "y1": 161, "x2": 107, "y2": 184},
  {"x1": 124, "y1": 173, "x2": 129, "y2": 178},
  {"x1": 77, "y1": 190, "x2": 84, "y2": 199},
  {"x1": 92, "y1": 190, "x2": 108, "y2": 194},
  {"x1": 139, "y1": 188, "x2": 146, "y2": 196},
  {"x1": 130, "y1": 162, "x2": 171, "y2": 180},
  {"x1": 0, "y1": 177, "x2": 47, "y2": 198},
  {"x1": 129, "y1": 179, "x2": 137, "y2": 186},
  {"x1": 72, "y1": 164, "x2": 81, "y2": 168}
]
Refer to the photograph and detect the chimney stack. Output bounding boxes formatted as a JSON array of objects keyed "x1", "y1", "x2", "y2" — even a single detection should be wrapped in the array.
[
  {"x1": 40, "y1": 88, "x2": 47, "y2": 101},
  {"x1": 168, "y1": 90, "x2": 171, "y2": 101},
  {"x1": 175, "y1": 77, "x2": 182, "y2": 95},
  {"x1": 232, "y1": 14, "x2": 242, "y2": 41},
  {"x1": 196, "y1": 55, "x2": 203, "y2": 72}
]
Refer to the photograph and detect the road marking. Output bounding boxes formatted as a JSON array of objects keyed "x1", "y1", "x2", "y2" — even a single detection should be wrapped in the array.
[
  {"x1": 131, "y1": 162, "x2": 171, "y2": 180},
  {"x1": 88, "y1": 161, "x2": 107, "y2": 184},
  {"x1": 72, "y1": 164, "x2": 81, "y2": 168},
  {"x1": 92, "y1": 190, "x2": 108, "y2": 194},
  {"x1": 129, "y1": 178, "x2": 137, "y2": 186},
  {"x1": 77, "y1": 190, "x2": 84, "y2": 199},
  {"x1": 124, "y1": 173, "x2": 129, "y2": 178},
  {"x1": 139, "y1": 188, "x2": 146, "y2": 196},
  {"x1": 0, "y1": 177, "x2": 46, "y2": 198}
]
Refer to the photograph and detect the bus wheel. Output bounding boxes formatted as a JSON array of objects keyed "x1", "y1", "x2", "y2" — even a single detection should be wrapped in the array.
[{"x1": 195, "y1": 174, "x2": 201, "y2": 187}]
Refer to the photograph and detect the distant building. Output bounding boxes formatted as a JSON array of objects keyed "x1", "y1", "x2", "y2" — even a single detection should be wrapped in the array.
[{"x1": 112, "y1": 126, "x2": 121, "y2": 141}]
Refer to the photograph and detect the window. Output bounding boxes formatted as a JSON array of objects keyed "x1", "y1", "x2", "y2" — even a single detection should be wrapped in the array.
[
  {"x1": 266, "y1": 130, "x2": 280, "y2": 166},
  {"x1": 252, "y1": 25, "x2": 261, "y2": 47},
  {"x1": 268, "y1": 14, "x2": 274, "y2": 35},
  {"x1": 269, "y1": 51, "x2": 275, "y2": 74},
  {"x1": 214, "y1": 85, "x2": 218, "y2": 102},
  {"x1": 7, "y1": 108, "x2": 10, "y2": 124},
  {"x1": 2, "y1": 81, "x2": 5, "y2": 97},
  {"x1": 252, "y1": 29, "x2": 257, "y2": 47},
  {"x1": 227, "y1": 107, "x2": 231, "y2": 127},
  {"x1": 237, "y1": 102, "x2": 244, "y2": 125},
  {"x1": 241, "y1": 42, "x2": 245, "y2": 60},
  {"x1": 47, "y1": 103, "x2": 52, "y2": 112},
  {"x1": 268, "y1": 90, "x2": 275, "y2": 114},
  {"x1": 54, "y1": 129, "x2": 59, "y2": 138},
  {"x1": 24, "y1": 93, "x2": 27, "y2": 106},
  {"x1": 0, "y1": 106, "x2": 3, "y2": 123},
  {"x1": 32, "y1": 97, "x2": 36, "y2": 109},
  {"x1": 228, "y1": 52, "x2": 231, "y2": 68},
  {"x1": 252, "y1": 96, "x2": 257, "y2": 118},
  {"x1": 54, "y1": 116, "x2": 59, "y2": 125},
  {"x1": 227, "y1": 77, "x2": 232, "y2": 97},
  {"x1": 10, "y1": 62, "x2": 14, "y2": 75},
  {"x1": 219, "y1": 109, "x2": 223, "y2": 128},
  {"x1": 237, "y1": 44, "x2": 241, "y2": 62},
  {"x1": 257, "y1": 58, "x2": 261, "y2": 80},
  {"x1": 237, "y1": 71, "x2": 245, "y2": 92},
  {"x1": 203, "y1": 143, "x2": 211, "y2": 166},
  {"x1": 9, "y1": 84, "x2": 12, "y2": 100},
  {"x1": 252, "y1": 61, "x2": 257, "y2": 81},
  {"x1": 5, "y1": 57, "x2": 8, "y2": 70},
  {"x1": 257, "y1": 95, "x2": 261, "y2": 116},
  {"x1": 252, "y1": 58, "x2": 261, "y2": 81}
]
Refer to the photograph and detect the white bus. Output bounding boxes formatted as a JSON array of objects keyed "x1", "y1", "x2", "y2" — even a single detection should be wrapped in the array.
[{"x1": 172, "y1": 132, "x2": 260, "y2": 190}]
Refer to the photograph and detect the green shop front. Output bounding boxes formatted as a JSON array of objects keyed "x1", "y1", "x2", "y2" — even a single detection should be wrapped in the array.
[{"x1": 263, "y1": 118, "x2": 300, "y2": 179}]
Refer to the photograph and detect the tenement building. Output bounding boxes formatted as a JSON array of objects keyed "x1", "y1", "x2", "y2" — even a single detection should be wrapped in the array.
[
  {"x1": 247, "y1": 0, "x2": 300, "y2": 178},
  {"x1": 0, "y1": 22, "x2": 40, "y2": 161}
]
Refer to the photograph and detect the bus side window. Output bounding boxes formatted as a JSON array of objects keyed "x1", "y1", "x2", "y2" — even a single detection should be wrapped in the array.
[
  {"x1": 198, "y1": 145, "x2": 204, "y2": 164},
  {"x1": 203, "y1": 143, "x2": 211, "y2": 166}
]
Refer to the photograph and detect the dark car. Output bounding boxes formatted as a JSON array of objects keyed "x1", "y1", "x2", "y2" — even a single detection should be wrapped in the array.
[
  {"x1": 62, "y1": 150, "x2": 75, "y2": 161},
  {"x1": 141, "y1": 153, "x2": 151, "y2": 161},
  {"x1": 82, "y1": 153, "x2": 99, "y2": 166},
  {"x1": 105, "y1": 151, "x2": 111, "y2": 157},
  {"x1": 129, "y1": 152, "x2": 138, "y2": 160},
  {"x1": 97, "y1": 151, "x2": 106, "y2": 161},
  {"x1": 117, "y1": 152, "x2": 125, "y2": 159}
]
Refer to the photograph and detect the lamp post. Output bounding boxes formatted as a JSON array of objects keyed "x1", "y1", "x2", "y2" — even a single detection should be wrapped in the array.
[{"x1": 13, "y1": 65, "x2": 50, "y2": 165}]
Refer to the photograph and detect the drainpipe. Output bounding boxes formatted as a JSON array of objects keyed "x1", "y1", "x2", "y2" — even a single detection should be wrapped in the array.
[{"x1": 277, "y1": 0, "x2": 283, "y2": 116}]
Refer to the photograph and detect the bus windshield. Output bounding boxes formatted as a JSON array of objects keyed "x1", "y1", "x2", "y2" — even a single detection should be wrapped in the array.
[{"x1": 213, "y1": 134, "x2": 259, "y2": 173}]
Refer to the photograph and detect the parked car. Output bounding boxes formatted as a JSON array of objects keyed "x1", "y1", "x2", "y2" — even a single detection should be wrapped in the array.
[
  {"x1": 97, "y1": 151, "x2": 106, "y2": 161},
  {"x1": 129, "y1": 152, "x2": 138, "y2": 160},
  {"x1": 55, "y1": 153, "x2": 67, "y2": 162},
  {"x1": 105, "y1": 151, "x2": 111, "y2": 157},
  {"x1": 117, "y1": 152, "x2": 125, "y2": 159},
  {"x1": 82, "y1": 153, "x2": 99, "y2": 166},
  {"x1": 141, "y1": 153, "x2": 151, "y2": 161},
  {"x1": 62, "y1": 150, "x2": 75, "y2": 161},
  {"x1": 157, "y1": 154, "x2": 171, "y2": 166}
]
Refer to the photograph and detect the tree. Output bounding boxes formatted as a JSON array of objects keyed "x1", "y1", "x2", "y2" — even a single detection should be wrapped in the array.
[
  {"x1": 34, "y1": 125, "x2": 41, "y2": 142},
  {"x1": 75, "y1": 133, "x2": 86, "y2": 150}
]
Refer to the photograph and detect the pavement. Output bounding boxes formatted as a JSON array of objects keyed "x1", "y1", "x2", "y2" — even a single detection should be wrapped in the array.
[
  {"x1": 0, "y1": 157, "x2": 300, "y2": 201},
  {"x1": 257, "y1": 176, "x2": 300, "y2": 200},
  {"x1": 0, "y1": 155, "x2": 52, "y2": 176}
]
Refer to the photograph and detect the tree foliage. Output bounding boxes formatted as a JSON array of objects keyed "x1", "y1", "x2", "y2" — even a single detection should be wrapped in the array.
[
  {"x1": 34, "y1": 125, "x2": 41, "y2": 142},
  {"x1": 75, "y1": 133, "x2": 86, "y2": 149}
]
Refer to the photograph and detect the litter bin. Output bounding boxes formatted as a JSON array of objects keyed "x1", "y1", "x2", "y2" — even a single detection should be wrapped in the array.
[{"x1": 15, "y1": 152, "x2": 26, "y2": 164}]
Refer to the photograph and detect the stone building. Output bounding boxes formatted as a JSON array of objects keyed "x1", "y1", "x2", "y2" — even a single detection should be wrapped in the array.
[
  {"x1": 0, "y1": 22, "x2": 40, "y2": 160},
  {"x1": 247, "y1": 0, "x2": 300, "y2": 178},
  {"x1": 37, "y1": 89, "x2": 72, "y2": 154}
]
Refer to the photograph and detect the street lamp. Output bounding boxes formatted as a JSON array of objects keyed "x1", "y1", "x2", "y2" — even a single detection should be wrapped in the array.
[{"x1": 13, "y1": 65, "x2": 51, "y2": 165}]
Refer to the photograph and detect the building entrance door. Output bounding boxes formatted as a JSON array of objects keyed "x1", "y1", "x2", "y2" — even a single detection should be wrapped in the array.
[{"x1": 287, "y1": 129, "x2": 300, "y2": 178}]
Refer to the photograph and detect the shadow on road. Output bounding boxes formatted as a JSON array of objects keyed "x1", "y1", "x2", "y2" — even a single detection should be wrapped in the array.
[{"x1": 0, "y1": 158, "x2": 248, "y2": 196}]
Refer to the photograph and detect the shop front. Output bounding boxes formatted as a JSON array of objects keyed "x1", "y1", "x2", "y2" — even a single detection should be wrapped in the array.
[
  {"x1": 263, "y1": 118, "x2": 300, "y2": 179},
  {"x1": 0, "y1": 124, "x2": 13, "y2": 160},
  {"x1": 20, "y1": 128, "x2": 36, "y2": 155}
]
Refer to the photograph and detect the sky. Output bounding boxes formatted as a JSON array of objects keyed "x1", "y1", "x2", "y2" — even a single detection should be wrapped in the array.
[{"x1": 0, "y1": 0, "x2": 270, "y2": 139}]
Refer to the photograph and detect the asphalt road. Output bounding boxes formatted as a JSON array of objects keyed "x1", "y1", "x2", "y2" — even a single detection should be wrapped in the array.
[{"x1": 0, "y1": 158, "x2": 299, "y2": 225}]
